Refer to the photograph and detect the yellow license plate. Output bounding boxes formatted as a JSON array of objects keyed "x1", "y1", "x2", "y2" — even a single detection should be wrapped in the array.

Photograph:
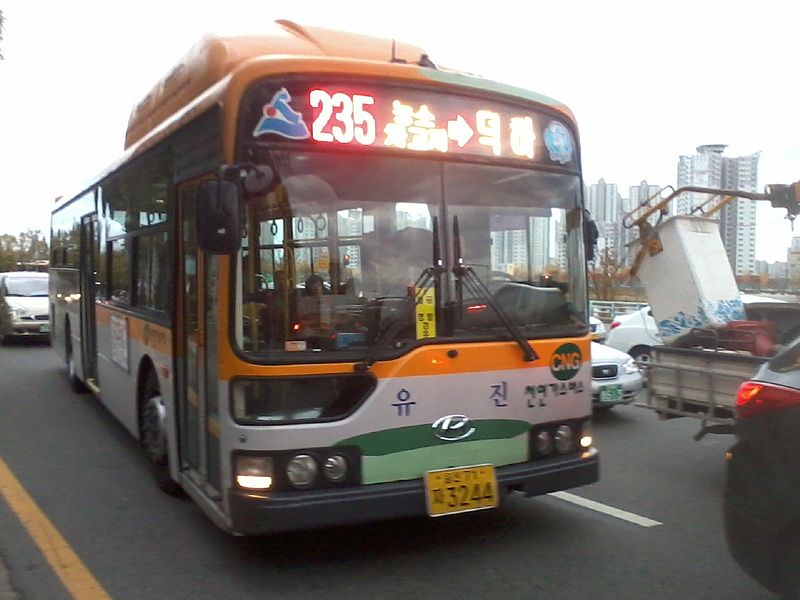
[{"x1": 425, "y1": 464, "x2": 498, "y2": 517}]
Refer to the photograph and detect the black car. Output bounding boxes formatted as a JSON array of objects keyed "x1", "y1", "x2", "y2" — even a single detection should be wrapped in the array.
[{"x1": 724, "y1": 338, "x2": 800, "y2": 598}]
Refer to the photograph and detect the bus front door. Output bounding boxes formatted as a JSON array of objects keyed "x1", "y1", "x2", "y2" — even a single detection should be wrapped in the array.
[
  {"x1": 178, "y1": 182, "x2": 222, "y2": 497},
  {"x1": 79, "y1": 214, "x2": 99, "y2": 385}
]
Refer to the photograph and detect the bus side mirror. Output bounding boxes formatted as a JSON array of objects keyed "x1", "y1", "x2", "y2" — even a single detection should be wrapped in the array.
[{"x1": 197, "y1": 180, "x2": 242, "y2": 254}]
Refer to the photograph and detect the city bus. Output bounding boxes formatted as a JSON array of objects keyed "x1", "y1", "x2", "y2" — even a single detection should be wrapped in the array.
[{"x1": 49, "y1": 20, "x2": 598, "y2": 534}]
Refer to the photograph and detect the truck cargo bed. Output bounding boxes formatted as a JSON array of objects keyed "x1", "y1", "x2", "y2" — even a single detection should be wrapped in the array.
[{"x1": 646, "y1": 345, "x2": 767, "y2": 434}]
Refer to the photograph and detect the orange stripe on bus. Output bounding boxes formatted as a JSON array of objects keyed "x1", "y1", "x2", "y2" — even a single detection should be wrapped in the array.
[
  {"x1": 217, "y1": 338, "x2": 591, "y2": 380},
  {"x1": 95, "y1": 305, "x2": 173, "y2": 355}
]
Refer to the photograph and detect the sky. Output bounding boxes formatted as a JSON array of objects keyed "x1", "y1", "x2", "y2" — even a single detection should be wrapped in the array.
[{"x1": 0, "y1": 0, "x2": 798, "y2": 262}]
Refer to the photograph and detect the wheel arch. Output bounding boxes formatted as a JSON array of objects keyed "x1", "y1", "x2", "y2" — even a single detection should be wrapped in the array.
[{"x1": 136, "y1": 355, "x2": 159, "y2": 439}]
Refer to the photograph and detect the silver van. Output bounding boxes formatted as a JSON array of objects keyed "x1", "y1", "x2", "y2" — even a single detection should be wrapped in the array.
[{"x1": 0, "y1": 271, "x2": 50, "y2": 343}]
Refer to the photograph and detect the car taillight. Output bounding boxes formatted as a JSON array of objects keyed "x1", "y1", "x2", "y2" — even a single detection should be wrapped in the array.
[
  {"x1": 609, "y1": 321, "x2": 620, "y2": 330},
  {"x1": 736, "y1": 381, "x2": 800, "y2": 418}
]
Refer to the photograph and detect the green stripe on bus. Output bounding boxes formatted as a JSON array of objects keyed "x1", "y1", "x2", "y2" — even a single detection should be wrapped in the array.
[
  {"x1": 360, "y1": 434, "x2": 529, "y2": 485},
  {"x1": 420, "y1": 69, "x2": 567, "y2": 109},
  {"x1": 335, "y1": 419, "x2": 530, "y2": 456}
]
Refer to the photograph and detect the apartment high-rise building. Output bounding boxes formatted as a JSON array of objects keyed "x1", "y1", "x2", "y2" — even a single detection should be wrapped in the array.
[
  {"x1": 489, "y1": 215, "x2": 551, "y2": 278},
  {"x1": 676, "y1": 145, "x2": 759, "y2": 275},
  {"x1": 585, "y1": 178, "x2": 620, "y2": 223},
  {"x1": 788, "y1": 237, "x2": 800, "y2": 281}
]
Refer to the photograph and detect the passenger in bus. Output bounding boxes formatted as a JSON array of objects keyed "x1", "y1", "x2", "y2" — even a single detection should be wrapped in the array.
[
  {"x1": 304, "y1": 273, "x2": 325, "y2": 297},
  {"x1": 299, "y1": 273, "x2": 325, "y2": 327},
  {"x1": 260, "y1": 270, "x2": 288, "y2": 348}
]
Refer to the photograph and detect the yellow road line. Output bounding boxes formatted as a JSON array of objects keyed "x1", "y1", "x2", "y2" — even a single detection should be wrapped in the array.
[{"x1": 0, "y1": 456, "x2": 113, "y2": 600}]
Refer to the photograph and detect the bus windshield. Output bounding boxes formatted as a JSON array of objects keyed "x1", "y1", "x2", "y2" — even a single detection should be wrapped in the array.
[{"x1": 236, "y1": 150, "x2": 586, "y2": 360}]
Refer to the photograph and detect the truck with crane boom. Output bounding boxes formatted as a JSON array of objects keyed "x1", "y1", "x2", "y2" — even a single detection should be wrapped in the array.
[{"x1": 621, "y1": 181, "x2": 800, "y2": 438}]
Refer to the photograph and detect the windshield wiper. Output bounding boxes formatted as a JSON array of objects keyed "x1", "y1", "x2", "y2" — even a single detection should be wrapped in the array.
[
  {"x1": 355, "y1": 217, "x2": 443, "y2": 372},
  {"x1": 452, "y1": 216, "x2": 537, "y2": 362}
]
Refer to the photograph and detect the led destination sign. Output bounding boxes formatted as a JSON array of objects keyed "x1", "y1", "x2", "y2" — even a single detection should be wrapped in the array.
[{"x1": 246, "y1": 80, "x2": 576, "y2": 167}]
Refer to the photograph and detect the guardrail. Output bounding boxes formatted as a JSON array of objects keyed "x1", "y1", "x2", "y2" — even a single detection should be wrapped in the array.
[{"x1": 589, "y1": 300, "x2": 648, "y2": 322}]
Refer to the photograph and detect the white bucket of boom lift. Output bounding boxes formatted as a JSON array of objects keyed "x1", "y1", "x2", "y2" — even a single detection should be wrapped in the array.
[{"x1": 634, "y1": 215, "x2": 745, "y2": 344}]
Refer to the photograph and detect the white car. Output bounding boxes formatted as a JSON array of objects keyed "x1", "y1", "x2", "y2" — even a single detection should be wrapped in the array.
[
  {"x1": 0, "y1": 271, "x2": 50, "y2": 344},
  {"x1": 604, "y1": 306, "x2": 660, "y2": 365},
  {"x1": 590, "y1": 341, "x2": 643, "y2": 409}
]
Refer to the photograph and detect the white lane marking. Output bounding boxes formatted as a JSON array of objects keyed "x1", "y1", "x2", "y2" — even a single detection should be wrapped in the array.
[{"x1": 548, "y1": 491, "x2": 663, "y2": 527}]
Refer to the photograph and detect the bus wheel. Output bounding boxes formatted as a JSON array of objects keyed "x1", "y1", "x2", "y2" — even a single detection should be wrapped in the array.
[{"x1": 140, "y1": 371, "x2": 182, "y2": 496}]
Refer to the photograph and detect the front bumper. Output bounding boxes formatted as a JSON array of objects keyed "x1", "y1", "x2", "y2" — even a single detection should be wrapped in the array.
[
  {"x1": 6, "y1": 319, "x2": 50, "y2": 337},
  {"x1": 228, "y1": 448, "x2": 599, "y2": 534},
  {"x1": 591, "y1": 374, "x2": 644, "y2": 407}
]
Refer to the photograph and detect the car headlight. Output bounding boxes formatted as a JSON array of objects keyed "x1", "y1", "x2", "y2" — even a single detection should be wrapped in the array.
[{"x1": 623, "y1": 358, "x2": 639, "y2": 375}]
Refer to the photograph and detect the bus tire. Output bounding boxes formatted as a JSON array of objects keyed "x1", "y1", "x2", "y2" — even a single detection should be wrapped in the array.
[
  {"x1": 65, "y1": 328, "x2": 88, "y2": 394},
  {"x1": 140, "y1": 370, "x2": 182, "y2": 496}
]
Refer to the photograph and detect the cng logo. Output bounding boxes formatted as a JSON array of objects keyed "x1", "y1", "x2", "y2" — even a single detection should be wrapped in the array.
[{"x1": 550, "y1": 343, "x2": 582, "y2": 381}]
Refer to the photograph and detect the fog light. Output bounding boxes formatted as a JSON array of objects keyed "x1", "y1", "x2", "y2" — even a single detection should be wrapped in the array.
[
  {"x1": 554, "y1": 425, "x2": 574, "y2": 453},
  {"x1": 235, "y1": 455, "x2": 273, "y2": 490},
  {"x1": 580, "y1": 435, "x2": 593, "y2": 448},
  {"x1": 535, "y1": 430, "x2": 553, "y2": 454},
  {"x1": 287, "y1": 454, "x2": 318, "y2": 488},
  {"x1": 323, "y1": 455, "x2": 348, "y2": 482}
]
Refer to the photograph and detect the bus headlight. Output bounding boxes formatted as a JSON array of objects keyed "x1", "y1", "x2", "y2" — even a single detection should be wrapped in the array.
[
  {"x1": 287, "y1": 454, "x2": 318, "y2": 488},
  {"x1": 580, "y1": 422, "x2": 593, "y2": 449},
  {"x1": 535, "y1": 430, "x2": 553, "y2": 454},
  {"x1": 235, "y1": 455, "x2": 273, "y2": 490},
  {"x1": 322, "y1": 455, "x2": 348, "y2": 482},
  {"x1": 554, "y1": 425, "x2": 574, "y2": 453}
]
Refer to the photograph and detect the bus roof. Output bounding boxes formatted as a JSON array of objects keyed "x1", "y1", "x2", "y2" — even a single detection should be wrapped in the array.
[
  {"x1": 54, "y1": 21, "x2": 576, "y2": 214},
  {"x1": 124, "y1": 20, "x2": 431, "y2": 149}
]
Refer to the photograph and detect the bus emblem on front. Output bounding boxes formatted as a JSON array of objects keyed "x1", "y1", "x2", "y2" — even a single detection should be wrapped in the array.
[{"x1": 432, "y1": 415, "x2": 476, "y2": 442}]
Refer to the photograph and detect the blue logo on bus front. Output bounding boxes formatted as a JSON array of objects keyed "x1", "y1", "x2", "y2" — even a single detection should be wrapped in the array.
[
  {"x1": 252, "y1": 87, "x2": 310, "y2": 140},
  {"x1": 543, "y1": 121, "x2": 573, "y2": 164}
]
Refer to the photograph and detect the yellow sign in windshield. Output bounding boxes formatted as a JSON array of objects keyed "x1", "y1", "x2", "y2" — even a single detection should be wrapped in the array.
[{"x1": 415, "y1": 287, "x2": 436, "y2": 340}]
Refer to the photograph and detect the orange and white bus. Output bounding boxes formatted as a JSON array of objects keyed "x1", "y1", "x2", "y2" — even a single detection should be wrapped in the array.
[{"x1": 50, "y1": 20, "x2": 598, "y2": 534}]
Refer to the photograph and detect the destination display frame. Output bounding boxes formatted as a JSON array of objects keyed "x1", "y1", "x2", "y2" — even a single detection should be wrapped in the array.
[{"x1": 238, "y1": 76, "x2": 580, "y2": 170}]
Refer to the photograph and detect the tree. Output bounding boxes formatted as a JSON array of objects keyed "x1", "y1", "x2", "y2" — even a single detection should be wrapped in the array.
[
  {"x1": 0, "y1": 9, "x2": 5, "y2": 60},
  {"x1": 589, "y1": 246, "x2": 627, "y2": 301},
  {"x1": 0, "y1": 230, "x2": 50, "y2": 271},
  {"x1": 0, "y1": 234, "x2": 17, "y2": 271}
]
